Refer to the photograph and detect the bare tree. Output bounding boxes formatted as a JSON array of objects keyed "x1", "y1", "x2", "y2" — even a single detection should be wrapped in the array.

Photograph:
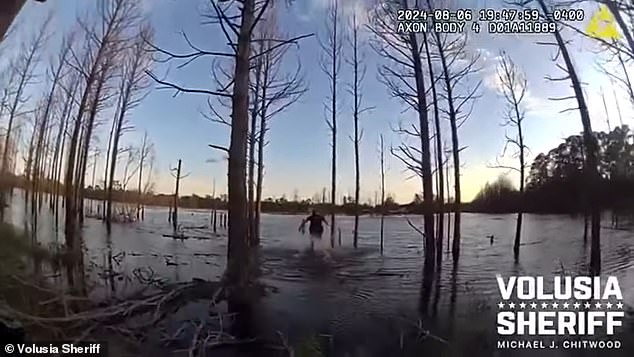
[
  {"x1": 24, "y1": 98, "x2": 46, "y2": 186},
  {"x1": 319, "y1": 0, "x2": 343, "y2": 245},
  {"x1": 106, "y1": 24, "x2": 153, "y2": 230},
  {"x1": 428, "y1": 0, "x2": 482, "y2": 260},
  {"x1": 346, "y1": 10, "x2": 372, "y2": 248},
  {"x1": 369, "y1": 0, "x2": 435, "y2": 268},
  {"x1": 0, "y1": 70, "x2": 17, "y2": 124},
  {"x1": 120, "y1": 146, "x2": 139, "y2": 191},
  {"x1": 531, "y1": 0, "x2": 603, "y2": 274},
  {"x1": 379, "y1": 134, "x2": 386, "y2": 254},
  {"x1": 252, "y1": 14, "x2": 306, "y2": 245},
  {"x1": 142, "y1": 154, "x2": 156, "y2": 195},
  {"x1": 491, "y1": 51, "x2": 530, "y2": 259},
  {"x1": 77, "y1": 15, "x2": 144, "y2": 225},
  {"x1": 444, "y1": 142, "x2": 451, "y2": 250},
  {"x1": 223, "y1": 0, "x2": 256, "y2": 283},
  {"x1": 76, "y1": 48, "x2": 117, "y2": 224},
  {"x1": 169, "y1": 159, "x2": 190, "y2": 232},
  {"x1": 88, "y1": 148, "x2": 100, "y2": 215},
  {"x1": 136, "y1": 131, "x2": 153, "y2": 220},
  {"x1": 31, "y1": 32, "x2": 76, "y2": 209},
  {"x1": 422, "y1": 28, "x2": 444, "y2": 263},
  {"x1": 63, "y1": 0, "x2": 142, "y2": 241},
  {"x1": 1, "y1": 15, "x2": 50, "y2": 201},
  {"x1": 247, "y1": 56, "x2": 262, "y2": 246},
  {"x1": 50, "y1": 73, "x2": 79, "y2": 219},
  {"x1": 146, "y1": 0, "x2": 311, "y2": 285}
]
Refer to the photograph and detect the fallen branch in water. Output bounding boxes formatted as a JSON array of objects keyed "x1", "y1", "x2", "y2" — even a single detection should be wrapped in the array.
[
  {"x1": 0, "y1": 279, "x2": 225, "y2": 346},
  {"x1": 9, "y1": 275, "x2": 89, "y2": 302},
  {"x1": 405, "y1": 217, "x2": 425, "y2": 238},
  {"x1": 0, "y1": 274, "x2": 300, "y2": 355},
  {"x1": 162, "y1": 233, "x2": 188, "y2": 239},
  {"x1": 401, "y1": 317, "x2": 448, "y2": 345},
  {"x1": 189, "y1": 320, "x2": 204, "y2": 357}
]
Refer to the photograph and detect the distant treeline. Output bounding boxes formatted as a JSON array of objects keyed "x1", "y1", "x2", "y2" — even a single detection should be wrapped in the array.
[
  {"x1": 469, "y1": 126, "x2": 634, "y2": 214},
  {"x1": 12, "y1": 126, "x2": 634, "y2": 216},
  {"x1": 8, "y1": 175, "x2": 410, "y2": 215}
]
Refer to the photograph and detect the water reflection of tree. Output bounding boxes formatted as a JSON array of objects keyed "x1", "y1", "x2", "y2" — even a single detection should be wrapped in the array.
[
  {"x1": 418, "y1": 267, "x2": 434, "y2": 319},
  {"x1": 66, "y1": 237, "x2": 87, "y2": 297},
  {"x1": 431, "y1": 265, "x2": 441, "y2": 320},
  {"x1": 448, "y1": 261, "x2": 457, "y2": 338},
  {"x1": 105, "y1": 233, "x2": 116, "y2": 294},
  {"x1": 224, "y1": 256, "x2": 264, "y2": 354}
]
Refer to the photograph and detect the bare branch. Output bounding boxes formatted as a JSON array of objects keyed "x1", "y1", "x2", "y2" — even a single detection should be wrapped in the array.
[
  {"x1": 208, "y1": 144, "x2": 229, "y2": 153},
  {"x1": 146, "y1": 70, "x2": 232, "y2": 98}
]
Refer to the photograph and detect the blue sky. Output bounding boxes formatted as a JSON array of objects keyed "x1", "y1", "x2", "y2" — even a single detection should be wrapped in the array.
[{"x1": 7, "y1": 0, "x2": 633, "y2": 203}]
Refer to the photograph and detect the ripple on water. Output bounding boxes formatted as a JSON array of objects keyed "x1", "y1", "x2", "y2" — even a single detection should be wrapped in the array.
[{"x1": 5, "y1": 195, "x2": 634, "y2": 356}]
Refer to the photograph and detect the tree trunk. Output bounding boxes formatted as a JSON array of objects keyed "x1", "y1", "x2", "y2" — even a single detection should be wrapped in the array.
[
  {"x1": 137, "y1": 133, "x2": 150, "y2": 220},
  {"x1": 78, "y1": 64, "x2": 109, "y2": 225},
  {"x1": 247, "y1": 59, "x2": 261, "y2": 246},
  {"x1": 33, "y1": 44, "x2": 67, "y2": 210},
  {"x1": 67, "y1": 81, "x2": 99, "y2": 239},
  {"x1": 51, "y1": 83, "x2": 75, "y2": 214},
  {"x1": 405, "y1": 7, "x2": 435, "y2": 270},
  {"x1": 137, "y1": 138, "x2": 145, "y2": 221},
  {"x1": 330, "y1": 131, "x2": 336, "y2": 245},
  {"x1": 513, "y1": 115, "x2": 525, "y2": 259},
  {"x1": 255, "y1": 94, "x2": 266, "y2": 245},
  {"x1": 90, "y1": 152, "x2": 98, "y2": 214},
  {"x1": 103, "y1": 107, "x2": 117, "y2": 221},
  {"x1": 172, "y1": 159, "x2": 181, "y2": 232},
  {"x1": 66, "y1": 0, "x2": 125, "y2": 238},
  {"x1": 1, "y1": 51, "x2": 35, "y2": 198},
  {"x1": 379, "y1": 134, "x2": 386, "y2": 254},
  {"x1": 434, "y1": 30, "x2": 461, "y2": 261},
  {"x1": 351, "y1": 13, "x2": 361, "y2": 249},
  {"x1": 64, "y1": 114, "x2": 82, "y2": 247},
  {"x1": 445, "y1": 148, "x2": 451, "y2": 252},
  {"x1": 25, "y1": 124, "x2": 37, "y2": 184},
  {"x1": 423, "y1": 30, "x2": 443, "y2": 264},
  {"x1": 212, "y1": 178, "x2": 217, "y2": 232},
  {"x1": 37, "y1": 117, "x2": 53, "y2": 211},
  {"x1": 225, "y1": 0, "x2": 255, "y2": 286},
  {"x1": 107, "y1": 92, "x2": 134, "y2": 230},
  {"x1": 353, "y1": 124, "x2": 360, "y2": 248},
  {"x1": 326, "y1": 0, "x2": 340, "y2": 247},
  {"x1": 537, "y1": 0, "x2": 601, "y2": 275},
  {"x1": 54, "y1": 115, "x2": 69, "y2": 223},
  {"x1": 38, "y1": 124, "x2": 50, "y2": 188}
]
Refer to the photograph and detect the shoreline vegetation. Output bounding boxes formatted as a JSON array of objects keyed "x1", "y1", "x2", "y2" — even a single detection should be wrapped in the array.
[{"x1": 7, "y1": 121, "x2": 634, "y2": 219}]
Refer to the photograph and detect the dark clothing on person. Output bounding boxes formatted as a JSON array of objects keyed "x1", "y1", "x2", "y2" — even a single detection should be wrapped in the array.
[{"x1": 306, "y1": 214, "x2": 325, "y2": 236}]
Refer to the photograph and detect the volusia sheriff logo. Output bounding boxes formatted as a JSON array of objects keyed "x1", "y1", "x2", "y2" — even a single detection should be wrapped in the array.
[
  {"x1": 495, "y1": 275, "x2": 625, "y2": 349},
  {"x1": 586, "y1": 4, "x2": 621, "y2": 41}
]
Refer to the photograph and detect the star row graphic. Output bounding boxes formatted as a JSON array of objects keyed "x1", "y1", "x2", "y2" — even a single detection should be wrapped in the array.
[{"x1": 497, "y1": 301, "x2": 624, "y2": 310}]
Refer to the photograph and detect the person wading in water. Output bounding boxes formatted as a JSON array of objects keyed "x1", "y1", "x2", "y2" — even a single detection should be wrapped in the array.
[{"x1": 299, "y1": 210, "x2": 329, "y2": 250}]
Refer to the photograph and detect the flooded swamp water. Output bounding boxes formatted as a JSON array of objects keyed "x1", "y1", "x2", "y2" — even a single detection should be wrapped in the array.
[{"x1": 1, "y1": 194, "x2": 634, "y2": 357}]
